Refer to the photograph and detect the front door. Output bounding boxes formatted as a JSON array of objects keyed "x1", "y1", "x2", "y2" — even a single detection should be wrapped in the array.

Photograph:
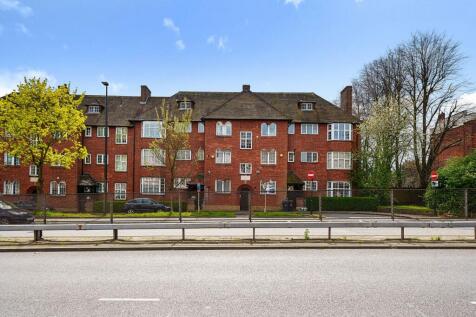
[{"x1": 239, "y1": 188, "x2": 250, "y2": 211}]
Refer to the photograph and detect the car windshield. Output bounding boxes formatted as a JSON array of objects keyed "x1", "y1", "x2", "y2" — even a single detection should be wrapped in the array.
[{"x1": 0, "y1": 201, "x2": 14, "y2": 210}]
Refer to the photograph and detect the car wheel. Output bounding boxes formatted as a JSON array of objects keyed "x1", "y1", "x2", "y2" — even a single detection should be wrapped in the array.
[
  {"x1": 127, "y1": 209, "x2": 135, "y2": 214},
  {"x1": 0, "y1": 218, "x2": 9, "y2": 224}
]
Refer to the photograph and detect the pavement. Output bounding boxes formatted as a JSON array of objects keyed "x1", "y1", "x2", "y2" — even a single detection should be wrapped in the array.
[{"x1": 1, "y1": 249, "x2": 475, "y2": 316}]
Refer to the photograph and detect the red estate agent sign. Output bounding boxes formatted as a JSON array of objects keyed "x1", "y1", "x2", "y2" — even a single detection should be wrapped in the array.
[
  {"x1": 431, "y1": 171, "x2": 438, "y2": 181},
  {"x1": 307, "y1": 171, "x2": 315, "y2": 180}
]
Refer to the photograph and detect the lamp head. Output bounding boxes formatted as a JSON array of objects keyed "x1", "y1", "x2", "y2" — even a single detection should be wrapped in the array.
[{"x1": 101, "y1": 81, "x2": 109, "y2": 87}]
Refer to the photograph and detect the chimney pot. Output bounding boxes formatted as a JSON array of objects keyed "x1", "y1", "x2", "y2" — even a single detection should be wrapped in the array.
[
  {"x1": 242, "y1": 84, "x2": 251, "y2": 93},
  {"x1": 340, "y1": 86, "x2": 353, "y2": 115},
  {"x1": 140, "y1": 85, "x2": 151, "y2": 103}
]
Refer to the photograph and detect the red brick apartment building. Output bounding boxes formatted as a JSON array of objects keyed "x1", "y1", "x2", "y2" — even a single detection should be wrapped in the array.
[
  {"x1": 0, "y1": 84, "x2": 359, "y2": 211},
  {"x1": 433, "y1": 110, "x2": 476, "y2": 170}
]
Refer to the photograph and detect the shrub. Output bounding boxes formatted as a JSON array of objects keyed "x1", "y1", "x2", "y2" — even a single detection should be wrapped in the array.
[{"x1": 305, "y1": 196, "x2": 378, "y2": 211}]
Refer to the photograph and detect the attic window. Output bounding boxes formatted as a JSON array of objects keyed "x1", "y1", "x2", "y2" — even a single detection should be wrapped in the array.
[
  {"x1": 300, "y1": 102, "x2": 314, "y2": 111},
  {"x1": 87, "y1": 105, "x2": 101, "y2": 114},
  {"x1": 178, "y1": 101, "x2": 192, "y2": 110}
]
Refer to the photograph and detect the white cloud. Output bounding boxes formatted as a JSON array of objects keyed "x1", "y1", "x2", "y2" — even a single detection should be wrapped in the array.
[
  {"x1": 207, "y1": 35, "x2": 228, "y2": 51},
  {"x1": 15, "y1": 23, "x2": 29, "y2": 35},
  {"x1": 284, "y1": 0, "x2": 304, "y2": 8},
  {"x1": 163, "y1": 17, "x2": 180, "y2": 34},
  {"x1": 458, "y1": 92, "x2": 476, "y2": 111},
  {"x1": 0, "y1": 0, "x2": 33, "y2": 17},
  {"x1": 97, "y1": 74, "x2": 126, "y2": 94},
  {"x1": 175, "y1": 39, "x2": 185, "y2": 50},
  {"x1": 0, "y1": 69, "x2": 56, "y2": 97}
]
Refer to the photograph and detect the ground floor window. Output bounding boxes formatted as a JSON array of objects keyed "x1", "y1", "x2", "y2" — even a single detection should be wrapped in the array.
[
  {"x1": 327, "y1": 181, "x2": 351, "y2": 197},
  {"x1": 174, "y1": 177, "x2": 191, "y2": 189},
  {"x1": 260, "y1": 180, "x2": 276, "y2": 195},
  {"x1": 50, "y1": 181, "x2": 66, "y2": 196},
  {"x1": 215, "y1": 179, "x2": 231, "y2": 193},
  {"x1": 304, "y1": 181, "x2": 318, "y2": 191},
  {"x1": 140, "y1": 177, "x2": 165, "y2": 195},
  {"x1": 3, "y1": 180, "x2": 20, "y2": 195},
  {"x1": 114, "y1": 183, "x2": 127, "y2": 200}
]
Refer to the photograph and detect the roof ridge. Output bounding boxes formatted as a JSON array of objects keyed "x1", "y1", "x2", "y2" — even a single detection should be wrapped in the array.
[{"x1": 201, "y1": 92, "x2": 243, "y2": 118}]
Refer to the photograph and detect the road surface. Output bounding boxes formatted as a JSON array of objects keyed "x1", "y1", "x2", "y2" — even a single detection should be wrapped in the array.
[{"x1": 0, "y1": 249, "x2": 475, "y2": 316}]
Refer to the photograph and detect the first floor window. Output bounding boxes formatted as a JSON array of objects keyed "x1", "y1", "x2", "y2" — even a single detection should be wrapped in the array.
[
  {"x1": 261, "y1": 149, "x2": 276, "y2": 165},
  {"x1": 304, "y1": 181, "x2": 318, "y2": 191},
  {"x1": 301, "y1": 123, "x2": 318, "y2": 135},
  {"x1": 215, "y1": 179, "x2": 231, "y2": 193},
  {"x1": 327, "y1": 123, "x2": 352, "y2": 141},
  {"x1": 240, "y1": 131, "x2": 252, "y2": 149},
  {"x1": 216, "y1": 149, "x2": 231, "y2": 164},
  {"x1": 197, "y1": 148, "x2": 205, "y2": 161},
  {"x1": 3, "y1": 180, "x2": 20, "y2": 195},
  {"x1": 260, "y1": 180, "x2": 276, "y2": 194},
  {"x1": 327, "y1": 152, "x2": 352, "y2": 169},
  {"x1": 240, "y1": 163, "x2": 252, "y2": 175},
  {"x1": 261, "y1": 123, "x2": 277, "y2": 136},
  {"x1": 174, "y1": 177, "x2": 191, "y2": 189},
  {"x1": 142, "y1": 121, "x2": 163, "y2": 138},
  {"x1": 96, "y1": 182, "x2": 108, "y2": 193},
  {"x1": 84, "y1": 154, "x2": 91, "y2": 165},
  {"x1": 50, "y1": 181, "x2": 66, "y2": 196},
  {"x1": 327, "y1": 181, "x2": 351, "y2": 197},
  {"x1": 115, "y1": 155, "x2": 127, "y2": 172},
  {"x1": 85, "y1": 126, "x2": 92, "y2": 137},
  {"x1": 216, "y1": 121, "x2": 232, "y2": 136},
  {"x1": 301, "y1": 151, "x2": 318, "y2": 163},
  {"x1": 141, "y1": 149, "x2": 165, "y2": 166},
  {"x1": 4, "y1": 153, "x2": 20, "y2": 166},
  {"x1": 96, "y1": 154, "x2": 108, "y2": 165},
  {"x1": 97, "y1": 126, "x2": 109, "y2": 137},
  {"x1": 288, "y1": 123, "x2": 295, "y2": 134},
  {"x1": 115, "y1": 127, "x2": 128, "y2": 144},
  {"x1": 29, "y1": 165, "x2": 38, "y2": 177},
  {"x1": 140, "y1": 177, "x2": 165, "y2": 195},
  {"x1": 176, "y1": 149, "x2": 192, "y2": 160},
  {"x1": 198, "y1": 122, "x2": 205, "y2": 133},
  {"x1": 114, "y1": 183, "x2": 127, "y2": 200},
  {"x1": 288, "y1": 151, "x2": 295, "y2": 163}
]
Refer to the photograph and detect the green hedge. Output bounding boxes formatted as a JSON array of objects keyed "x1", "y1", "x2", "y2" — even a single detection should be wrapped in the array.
[
  {"x1": 162, "y1": 200, "x2": 187, "y2": 212},
  {"x1": 93, "y1": 200, "x2": 187, "y2": 213},
  {"x1": 305, "y1": 196, "x2": 378, "y2": 211}
]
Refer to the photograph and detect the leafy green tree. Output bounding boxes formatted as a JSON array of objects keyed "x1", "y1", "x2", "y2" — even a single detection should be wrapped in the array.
[{"x1": 0, "y1": 78, "x2": 88, "y2": 210}]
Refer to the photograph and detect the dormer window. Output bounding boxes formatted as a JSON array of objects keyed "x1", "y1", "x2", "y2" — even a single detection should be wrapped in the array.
[
  {"x1": 87, "y1": 105, "x2": 101, "y2": 114},
  {"x1": 300, "y1": 102, "x2": 314, "y2": 111},
  {"x1": 178, "y1": 101, "x2": 192, "y2": 110}
]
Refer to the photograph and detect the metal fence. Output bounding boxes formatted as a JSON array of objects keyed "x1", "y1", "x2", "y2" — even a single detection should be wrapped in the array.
[{"x1": 0, "y1": 188, "x2": 474, "y2": 221}]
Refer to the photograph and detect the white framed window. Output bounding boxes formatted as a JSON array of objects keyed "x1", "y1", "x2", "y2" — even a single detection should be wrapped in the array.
[
  {"x1": 3, "y1": 180, "x2": 20, "y2": 195},
  {"x1": 114, "y1": 183, "x2": 127, "y2": 200},
  {"x1": 84, "y1": 154, "x2": 91, "y2": 165},
  {"x1": 288, "y1": 151, "x2": 295, "y2": 163},
  {"x1": 96, "y1": 154, "x2": 108, "y2": 165},
  {"x1": 288, "y1": 123, "x2": 295, "y2": 134},
  {"x1": 85, "y1": 126, "x2": 92, "y2": 137},
  {"x1": 87, "y1": 105, "x2": 101, "y2": 113},
  {"x1": 140, "y1": 177, "x2": 165, "y2": 195},
  {"x1": 96, "y1": 182, "x2": 108, "y2": 193},
  {"x1": 29, "y1": 165, "x2": 38, "y2": 176},
  {"x1": 304, "y1": 181, "x2": 318, "y2": 191},
  {"x1": 174, "y1": 177, "x2": 191, "y2": 189},
  {"x1": 141, "y1": 149, "x2": 165, "y2": 166},
  {"x1": 327, "y1": 152, "x2": 352, "y2": 169},
  {"x1": 216, "y1": 121, "x2": 232, "y2": 136},
  {"x1": 261, "y1": 123, "x2": 277, "y2": 136},
  {"x1": 49, "y1": 181, "x2": 66, "y2": 196},
  {"x1": 4, "y1": 153, "x2": 20, "y2": 166},
  {"x1": 176, "y1": 149, "x2": 192, "y2": 161},
  {"x1": 300, "y1": 102, "x2": 314, "y2": 111},
  {"x1": 178, "y1": 100, "x2": 192, "y2": 110},
  {"x1": 97, "y1": 126, "x2": 109, "y2": 137},
  {"x1": 260, "y1": 180, "x2": 276, "y2": 195},
  {"x1": 239, "y1": 163, "x2": 252, "y2": 175},
  {"x1": 240, "y1": 131, "x2": 252, "y2": 149},
  {"x1": 216, "y1": 149, "x2": 231, "y2": 164},
  {"x1": 198, "y1": 122, "x2": 205, "y2": 133},
  {"x1": 328, "y1": 123, "x2": 352, "y2": 141},
  {"x1": 51, "y1": 160, "x2": 63, "y2": 167},
  {"x1": 301, "y1": 123, "x2": 318, "y2": 135},
  {"x1": 115, "y1": 127, "x2": 128, "y2": 144},
  {"x1": 142, "y1": 121, "x2": 163, "y2": 138},
  {"x1": 115, "y1": 155, "x2": 127, "y2": 172},
  {"x1": 197, "y1": 148, "x2": 205, "y2": 161},
  {"x1": 260, "y1": 149, "x2": 276, "y2": 165},
  {"x1": 301, "y1": 152, "x2": 318, "y2": 163},
  {"x1": 182, "y1": 122, "x2": 192, "y2": 133},
  {"x1": 327, "y1": 181, "x2": 351, "y2": 197},
  {"x1": 215, "y1": 179, "x2": 231, "y2": 193}
]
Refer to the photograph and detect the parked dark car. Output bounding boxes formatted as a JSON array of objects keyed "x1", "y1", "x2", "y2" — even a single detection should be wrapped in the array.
[
  {"x1": 0, "y1": 200, "x2": 35, "y2": 224},
  {"x1": 122, "y1": 198, "x2": 171, "y2": 213}
]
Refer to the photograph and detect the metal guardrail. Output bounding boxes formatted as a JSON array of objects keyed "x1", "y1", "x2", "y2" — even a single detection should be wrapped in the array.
[{"x1": 1, "y1": 221, "x2": 476, "y2": 241}]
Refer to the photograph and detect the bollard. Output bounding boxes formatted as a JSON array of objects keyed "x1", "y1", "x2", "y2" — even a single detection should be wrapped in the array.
[
  {"x1": 328, "y1": 227, "x2": 331, "y2": 240},
  {"x1": 391, "y1": 189, "x2": 394, "y2": 221},
  {"x1": 319, "y1": 195, "x2": 322, "y2": 222},
  {"x1": 113, "y1": 229, "x2": 118, "y2": 240},
  {"x1": 252, "y1": 227, "x2": 255, "y2": 241},
  {"x1": 474, "y1": 227, "x2": 476, "y2": 240},
  {"x1": 182, "y1": 228, "x2": 185, "y2": 240},
  {"x1": 401, "y1": 227, "x2": 405, "y2": 240},
  {"x1": 464, "y1": 189, "x2": 468, "y2": 220},
  {"x1": 34, "y1": 230, "x2": 40, "y2": 242}
]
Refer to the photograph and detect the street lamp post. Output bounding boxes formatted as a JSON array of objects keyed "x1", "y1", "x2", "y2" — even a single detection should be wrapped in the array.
[{"x1": 101, "y1": 81, "x2": 112, "y2": 223}]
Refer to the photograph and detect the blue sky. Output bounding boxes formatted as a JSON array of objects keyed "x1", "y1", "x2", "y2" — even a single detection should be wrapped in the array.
[{"x1": 1, "y1": 0, "x2": 475, "y2": 104}]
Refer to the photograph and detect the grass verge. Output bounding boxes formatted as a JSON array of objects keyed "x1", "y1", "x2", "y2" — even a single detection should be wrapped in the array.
[
  {"x1": 377, "y1": 205, "x2": 433, "y2": 215},
  {"x1": 33, "y1": 210, "x2": 236, "y2": 218},
  {"x1": 253, "y1": 211, "x2": 313, "y2": 217}
]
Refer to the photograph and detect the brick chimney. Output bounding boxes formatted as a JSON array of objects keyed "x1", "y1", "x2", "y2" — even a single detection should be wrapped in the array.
[
  {"x1": 340, "y1": 86, "x2": 353, "y2": 115},
  {"x1": 140, "y1": 85, "x2": 151, "y2": 104},
  {"x1": 242, "y1": 84, "x2": 251, "y2": 93}
]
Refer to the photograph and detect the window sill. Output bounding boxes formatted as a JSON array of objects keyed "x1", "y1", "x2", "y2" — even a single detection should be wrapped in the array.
[
  {"x1": 327, "y1": 168, "x2": 352, "y2": 170},
  {"x1": 140, "y1": 193, "x2": 165, "y2": 195},
  {"x1": 215, "y1": 192, "x2": 231, "y2": 194}
]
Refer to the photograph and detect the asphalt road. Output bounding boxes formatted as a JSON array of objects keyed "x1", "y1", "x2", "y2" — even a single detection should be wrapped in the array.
[{"x1": 1, "y1": 250, "x2": 475, "y2": 316}]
